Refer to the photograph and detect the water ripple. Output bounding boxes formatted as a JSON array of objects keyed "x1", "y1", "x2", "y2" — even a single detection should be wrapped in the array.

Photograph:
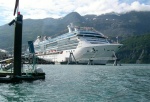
[{"x1": 0, "y1": 64, "x2": 150, "y2": 102}]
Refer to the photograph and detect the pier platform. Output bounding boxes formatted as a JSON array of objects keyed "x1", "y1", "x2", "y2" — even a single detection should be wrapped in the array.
[
  {"x1": 0, "y1": 3, "x2": 46, "y2": 83},
  {"x1": 0, "y1": 70, "x2": 45, "y2": 83}
]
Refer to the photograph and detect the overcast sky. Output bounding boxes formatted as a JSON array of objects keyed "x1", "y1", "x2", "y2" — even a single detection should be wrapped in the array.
[{"x1": 0, "y1": 0, "x2": 150, "y2": 26}]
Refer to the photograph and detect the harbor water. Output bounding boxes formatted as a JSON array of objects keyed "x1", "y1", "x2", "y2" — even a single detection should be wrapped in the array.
[{"x1": 0, "y1": 64, "x2": 150, "y2": 102}]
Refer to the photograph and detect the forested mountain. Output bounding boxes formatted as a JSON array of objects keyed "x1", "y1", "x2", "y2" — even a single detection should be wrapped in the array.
[
  {"x1": 0, "y1": 11, "x2": 150, "y2": 63},
  {"x1": 117, "y1": 34, "x2": 150, "y2": 64}
]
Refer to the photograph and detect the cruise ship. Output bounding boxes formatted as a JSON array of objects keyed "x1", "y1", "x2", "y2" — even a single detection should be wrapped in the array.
[{"x1": 33, "y1": 24, "x2": 122, "y2": 65}]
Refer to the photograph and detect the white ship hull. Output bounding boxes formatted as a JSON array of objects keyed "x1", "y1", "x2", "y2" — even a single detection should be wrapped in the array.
[{"x1": 36, "y1": 43, "x2": 122, "y2": 65}]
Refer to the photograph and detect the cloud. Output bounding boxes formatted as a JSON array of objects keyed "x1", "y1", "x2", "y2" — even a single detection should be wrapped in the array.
[
  {"x1": 130, "y1": 1, "x2": 150, "y2": 11},
  {"x1": 0, "y1": 0, "x2": 150, "y2": 26},
  {"x1": 75, "y1": 0, "x2": 150, "y2": 15}
]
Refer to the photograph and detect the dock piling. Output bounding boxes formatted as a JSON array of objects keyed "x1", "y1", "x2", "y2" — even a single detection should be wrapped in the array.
[{"x1": 0, "y1": 12, "x2": 45, "y2": 83}]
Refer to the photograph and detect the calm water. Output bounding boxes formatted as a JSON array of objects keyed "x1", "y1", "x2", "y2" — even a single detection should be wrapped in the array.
[{"x1": 0, "y1": 64, "x2": 150, "y2": 102}]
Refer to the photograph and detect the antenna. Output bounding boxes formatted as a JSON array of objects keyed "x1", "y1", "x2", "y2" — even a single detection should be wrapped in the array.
[{"x1": 13, "y1": 0, "x2": 19, "y2": 16}]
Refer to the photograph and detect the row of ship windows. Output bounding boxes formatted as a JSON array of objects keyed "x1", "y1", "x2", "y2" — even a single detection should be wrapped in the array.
[
  {"x1": 57, "y1": 45, "x2": 77, "y2": 51},
  {"x1": 90, "y1": 42, "x2": 108, "y2": 44},
  {"x1": 86, "y1": 38, "x2": 109, "y2": 44},
  {"x1": 58, "y1": 40, "x2": 78, "y2": 46},
  {"x1": 46, "y1": 33, "x2": 75, "y2": 43},
  {"x1": 46, "y1": 40, "x2": 78, "y2": 48},
  {"x1": 77, "y1": 34, "x2": 104, "y2": 38},
  {"x1": 86, "y1": 38, "x2": 106, "y2": 41},
  {"x1": 35, "y1": 43, "x2": 78, "y2": 52}
]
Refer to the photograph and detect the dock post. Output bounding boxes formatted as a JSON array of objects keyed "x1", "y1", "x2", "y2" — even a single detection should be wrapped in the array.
[
  {"x1": 0, "y1": 0, "x2": 45, "y2": 83},
  {"x1": 13, "y1": 13, "x2": 23, "y2": 77}
]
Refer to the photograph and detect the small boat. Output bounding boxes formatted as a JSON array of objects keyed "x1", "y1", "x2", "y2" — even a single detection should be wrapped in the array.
[{"x1": 0, "y1": 49, "x2": 9, "y2": 60}]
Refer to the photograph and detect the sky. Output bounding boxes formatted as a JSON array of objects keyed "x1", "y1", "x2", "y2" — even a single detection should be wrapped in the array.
[{"x1": 0, "y1": 0, "x2": 150, "y2": 26}]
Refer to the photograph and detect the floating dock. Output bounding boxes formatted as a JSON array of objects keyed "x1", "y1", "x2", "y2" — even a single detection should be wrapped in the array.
[
  {"x1": 0, "y1": 11, "x2": 45, "y2": 83},
  {"x1": 0, "y1": 72, "x2": 45, "y2": 83}
]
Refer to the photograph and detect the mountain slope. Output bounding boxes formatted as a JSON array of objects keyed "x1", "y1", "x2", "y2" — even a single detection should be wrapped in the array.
[
  {"x1": 117, "y1": 34, "x2": 150, "y2": 63},
  {"x1": 0, "y1": 11, "x2": 150, "y2": 49}
]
